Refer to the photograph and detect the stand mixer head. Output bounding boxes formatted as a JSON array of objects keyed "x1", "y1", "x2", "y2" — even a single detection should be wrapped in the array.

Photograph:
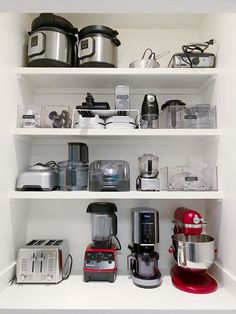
[{"x1": 170, "y1": 207, "x2": 218, "y2": 294}]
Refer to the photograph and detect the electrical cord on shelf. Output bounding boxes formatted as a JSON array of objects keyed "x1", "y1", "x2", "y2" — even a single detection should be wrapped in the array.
[
  {"x1": 34, "y1": 160, "x2": 58, "y2": 171},
  {"x1": 113, "y1": 235, "x2": 122, "y2": 250},
  {"x1": 62, "y1": 254, "x2": 73, "y2": 280}
]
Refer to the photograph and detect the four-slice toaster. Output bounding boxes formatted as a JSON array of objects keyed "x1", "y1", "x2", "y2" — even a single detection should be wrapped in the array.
[{"x1": 16, "y1": 239, "x2": 72, "y2": 284}]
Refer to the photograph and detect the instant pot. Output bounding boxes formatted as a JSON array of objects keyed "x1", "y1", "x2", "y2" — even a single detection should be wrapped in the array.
[
  {"x1": 28, "y1": 13, "x2": 78, "y2": 67},
  {"x1": 78, "y1": 25, "x2": 121, "y2": 67}
]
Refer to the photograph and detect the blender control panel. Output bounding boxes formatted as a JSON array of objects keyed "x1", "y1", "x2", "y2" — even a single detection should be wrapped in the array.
[{"x1": 84, "y1": 251, "x2": 115, "y2": 270}]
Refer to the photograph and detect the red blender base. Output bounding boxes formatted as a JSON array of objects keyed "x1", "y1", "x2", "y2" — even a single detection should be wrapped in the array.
[{"x1": 170, "y1": 265, "x2": 218, "y2": 294}]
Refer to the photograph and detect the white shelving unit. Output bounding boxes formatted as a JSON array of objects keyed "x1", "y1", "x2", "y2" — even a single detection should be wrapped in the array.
[
  {"x1": 9, "y1": 190, "x2": 223, "y2": 200},
  {"x1": 0, "y1": 275, "x2": 235, "y2": 313},
  {"x1": 2, "y1": 11, "x2": 236, "y2": 314},
  {"x1": 17, "y1": 67, "x2": 217, "y2": 90}
]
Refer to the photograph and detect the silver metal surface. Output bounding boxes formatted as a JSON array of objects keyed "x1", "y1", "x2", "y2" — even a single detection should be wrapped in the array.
[
  {"x1": 170, "y1": 54, "x2": 215, "y2": 68},
  {"x1": 78, "y1": 35, "x2": 118, "y2": 67},
  {"x1": 172, "y1": 233, "x2": 215, "y2": 270},
  {"x1": 132, "y1": 274, "x2": 162, "y2": 288},
  {"x1": 16, "y1": 165, "x2": 58, "y2": 191},
  {"x1": 16, "y1": 240, "x2": 70, "y2": 283},
  {"x1": 137, "y1": 177, "x2": 160, "y2": 191},
  {"x1": 84, "y1": 260, "x2": 115, "y2": 269},
  {"x1": 28, "y1": 30, "x2": 74, "y2": 66}
]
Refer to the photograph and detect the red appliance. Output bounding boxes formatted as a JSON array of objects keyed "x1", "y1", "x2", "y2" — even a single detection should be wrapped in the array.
[
  {"x1": 83, "y1": 202, "x2": 119, "y2": 282},
  {"x1": 170, "y1": 207, "x2": 217, "y2": 294}
]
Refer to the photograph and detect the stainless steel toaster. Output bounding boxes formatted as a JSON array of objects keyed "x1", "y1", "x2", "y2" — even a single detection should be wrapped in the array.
[
  {"x1": 16, "y1": 165, "x2": 58, "y2": 191},
  {"x1": 16, "y1": 239, "x2": 72, "y2": 284}
]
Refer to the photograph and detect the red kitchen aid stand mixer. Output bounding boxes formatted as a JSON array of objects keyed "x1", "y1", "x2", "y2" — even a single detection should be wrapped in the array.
[{"x1": 169, "y1": 207, "x2": 218, "y2": 294}]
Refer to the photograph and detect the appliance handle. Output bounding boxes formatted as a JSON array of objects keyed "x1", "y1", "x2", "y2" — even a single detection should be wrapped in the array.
[
  {"x1": 177, "y1": 243, "x2": 187, "y2": 267},
  {"x1": 127, "y1": 255, "x2": 136, "y2": 272},
  {"x1": 111, "y1": 212, "x2": 118, "y2": 236}
]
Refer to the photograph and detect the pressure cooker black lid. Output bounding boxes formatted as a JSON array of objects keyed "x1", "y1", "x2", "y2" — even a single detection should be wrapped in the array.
[
  {"x1": 161, "y1": 99, "x2": 186, "y2": 111},
  {"x1": 79, "y1": 25, "x2": 121, "y2": 46},
  {"x1": 87, "y1": 202, "x2": 117, "y2": 213},
  {"x1": 32, "y1": 13, "x2": 77, "y2": 35}
]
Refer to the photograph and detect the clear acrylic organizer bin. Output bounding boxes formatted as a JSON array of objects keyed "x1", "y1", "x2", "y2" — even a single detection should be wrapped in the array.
[
  {"x1": 41, "y1": 105, "x2": 73, "y2": 128},
  {"x1": 17, "y1": 105, "x2": 41, "y2": 128},
  {"x1": 160, "y1": 104, "x2": 216, "y2": 129},
  {"x1": 160, "y1": 166, "x2": 218, "y2": 191}
]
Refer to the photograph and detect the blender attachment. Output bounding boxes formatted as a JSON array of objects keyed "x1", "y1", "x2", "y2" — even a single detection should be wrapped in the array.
[
  {"x1": 160, "y1": 100, "x2": 186, "y2": 128},
  {"x1": 140, "y1": 94, "x2": 159, "y2": 129},
  {"x1": 136, "y1": 154, "x2": 160, "y2": 191},
  {"x1": 169, "y1": 207, "x2": 217, "y2": 294},
  {"x1": 84, "y1": 202, "x2": 119, "y2": 282},
  {"x1": 128, "y1": 208, "x2": 161, "y2": 288}
]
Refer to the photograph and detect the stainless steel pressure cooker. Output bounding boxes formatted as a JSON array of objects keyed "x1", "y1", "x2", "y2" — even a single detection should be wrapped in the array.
[
  {"x1": 78, "y1": 25, "x2": 121, "y2": 67},
  {"x1": 28, "y1": 13, "x2": 78, "y2": 67}
]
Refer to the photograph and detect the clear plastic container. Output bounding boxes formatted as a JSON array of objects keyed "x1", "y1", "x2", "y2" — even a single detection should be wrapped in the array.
[
  {"x1": 41, "y1": 105, "x2": 72, "y2": 128},
  {"x1": 89, "y1": 160, "x2": 130, "y2": 191},
  {"x1": 58, "y1": 161, "x2": 89, "y2": 191},
  {"x1": 160, "y1": 104, "x2": 216, "y2": 129},
  {"x1": 17, "y1": 105, "x2": 41, "y2": 128},
  {"x1": 160, "y1": 166, "x2": 218, "y2": 191},
  {"x1": 91, "y1": 214, "x2": 112, "y2": 244}
]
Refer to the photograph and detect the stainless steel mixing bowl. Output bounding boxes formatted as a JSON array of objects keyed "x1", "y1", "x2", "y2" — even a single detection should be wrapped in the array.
[{"x1": 172, "y1": 234, "x2": 215, "y2": 270}]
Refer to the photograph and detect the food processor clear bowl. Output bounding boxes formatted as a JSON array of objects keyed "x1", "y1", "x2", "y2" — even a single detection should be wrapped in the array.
[{"x1": 138, "y1": 154, "x2": 159, "y2": 178}]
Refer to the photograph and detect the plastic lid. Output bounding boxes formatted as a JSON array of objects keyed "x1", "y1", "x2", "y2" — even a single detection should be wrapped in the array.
[
  {"x1": 87, "y1": 202, "x2": 117, "y2": 213},
  {"x1": 32, "y1": 13, "x2": 77, "y2": 35},
  {"x1": 161, "y1": 99, "x2": 186, "y2": 111},
  {"x1": 79, "y1": 25, "x2": 121, "y2": 46}
]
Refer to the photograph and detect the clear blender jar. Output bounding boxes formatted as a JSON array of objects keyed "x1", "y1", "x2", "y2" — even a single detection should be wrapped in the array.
[
  {"x1": 86, "y1": 202, "x2": 118, "y2": 248},
  {"x1": 138, "y1": 154, "x2": 159, "y2": 178}
]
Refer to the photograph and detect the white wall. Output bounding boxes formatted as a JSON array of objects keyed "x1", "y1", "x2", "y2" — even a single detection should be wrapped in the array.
[
  {"x1": 0, "y1": 14, "x2": 31, "y2": 289},
  {"x1": 200, "y1": 14, "x2": 236, "y2": 283}
]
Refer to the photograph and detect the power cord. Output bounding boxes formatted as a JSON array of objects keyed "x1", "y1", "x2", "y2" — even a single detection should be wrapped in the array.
[{"x1": 113, "y1": 235, "x2": 122, "y2": 250}]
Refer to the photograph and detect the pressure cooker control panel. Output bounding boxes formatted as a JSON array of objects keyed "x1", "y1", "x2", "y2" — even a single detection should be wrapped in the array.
[{"x1": 28, "y1": 32, "x2": 46, "y2": 57}]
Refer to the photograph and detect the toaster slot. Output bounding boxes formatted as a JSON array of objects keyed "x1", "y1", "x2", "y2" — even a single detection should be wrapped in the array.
[
  {"x1": 45, "y1": 240, "x2": 56, "y2": 246},
  {"x1": 35, "y1": 240, "x2": 45, "y2": 246},
  {"x1": 27, "y1": 240, "x2": 38, "y2": 246},
  {"x1": 53, "y1": 240, "x2": 63, "y2": 246}
]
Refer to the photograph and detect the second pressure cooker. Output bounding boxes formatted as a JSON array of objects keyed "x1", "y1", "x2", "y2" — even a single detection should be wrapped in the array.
[{"x1": 78, "y1": 25, "x2": 121, "y2": 67}]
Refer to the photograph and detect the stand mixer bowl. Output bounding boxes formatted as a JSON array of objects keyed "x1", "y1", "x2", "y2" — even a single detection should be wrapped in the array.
[{"x1": 171, "y1": 233, "x2": 215, "y2": 270}]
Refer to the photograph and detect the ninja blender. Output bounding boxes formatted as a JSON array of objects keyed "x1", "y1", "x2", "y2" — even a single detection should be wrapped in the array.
[
  {"x1": 128, "y1": 208, "x2": 161, "y2": 288},
  {"x1": 169, "y1": 207, "x2": 218, "y2": 294},
  {"x1": 83, "y1": 202, "x2": 120, "y2": 282},
  {"x1": 136, "y1": 154, "x2": 160, "y2": 191}
]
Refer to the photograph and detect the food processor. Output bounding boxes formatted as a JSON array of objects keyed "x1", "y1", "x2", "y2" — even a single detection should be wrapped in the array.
[
  {"x1": 136, "y1": 154, "x2": 160, "y2": 191},
  {"x1": 83, "y1": 202, "x2": 120, "y2": 282},
  {"x1": 128, "y1": 208, "x2": 161, "y2": 288},
  {"x1": 169, "y1": 207, "x2": 218, "y2": 294}
]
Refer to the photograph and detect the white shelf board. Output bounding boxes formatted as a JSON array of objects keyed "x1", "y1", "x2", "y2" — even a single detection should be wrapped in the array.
[
  {"x1": 14, "y1": 128, "x2": 221, "y2": 145},
  {"x1": 17, "y1": 67, "x2": 217, "y2": 90},
  {"x1": 0, "y1": 275, "x2": 235, "y2": 313},
  {"x1": 9, "y1": 190, "x2": 223, "y2": 200}
]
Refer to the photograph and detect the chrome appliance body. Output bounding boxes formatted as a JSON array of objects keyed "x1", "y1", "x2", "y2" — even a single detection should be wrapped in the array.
[
  {"x1": 78, "y1": 25, "x2": 121, "y2": 67},
  {"x1": 28, "y1": 14, "x2": 78, "y2": 67},
  {"x1": 171, "y1": 233, "x2": 215, "y2": 270},
  {"x1": 16, "y1": 239, "x2": 71, "y2": 283},
  {"x1": 16, "y1": 165, "x2": 58, "y2": 191},
  {"x1": 128, "y1": 208, "x2": 161, "y2": 288},
  {"x1": 170, "y1": 53, "x2": 215, "y2": 68}
]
